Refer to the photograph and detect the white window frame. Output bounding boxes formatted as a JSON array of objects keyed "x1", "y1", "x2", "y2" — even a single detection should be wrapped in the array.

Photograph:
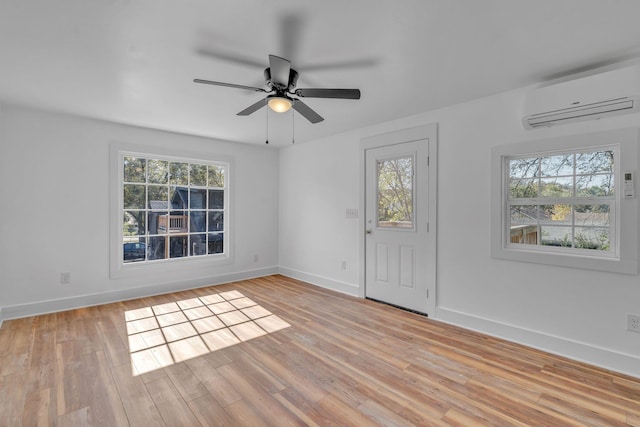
[
  {"x1": 491, "y1": 128, "x2": 639, "y2": 274},
  {"x1": 110, "y1": 142, "x2": 233, "y2": 279}
]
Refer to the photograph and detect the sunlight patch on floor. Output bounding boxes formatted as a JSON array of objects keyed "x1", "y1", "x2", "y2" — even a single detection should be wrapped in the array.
[{"x1": 124, "y1": 290, "x2": 290, "y2": 375}]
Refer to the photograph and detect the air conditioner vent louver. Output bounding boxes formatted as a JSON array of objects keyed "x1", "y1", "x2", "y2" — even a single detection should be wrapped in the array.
[{"x1": 523, "y1": 65, "x2": 640, "y2": 129}]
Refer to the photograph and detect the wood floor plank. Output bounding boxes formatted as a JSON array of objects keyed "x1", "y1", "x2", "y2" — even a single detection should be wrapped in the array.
[
  {"x1": 110, "y1": 363, "x2": 165, "y2": 427},
  {"x1": 185, "y1": 356, "x2": 243, "y2": 407},
  {"x1": 187, "y1": 393, "x2": 237, "y2": 427},
  {"x1": 0, "y1": 274, "x2": 639, "y2": 426},
  {"x1": 146, "y1": 376, "x2": 201, "y2": 426},
  {"x1": 22, "y1": 387, "x2": 54, "y2": 427}
]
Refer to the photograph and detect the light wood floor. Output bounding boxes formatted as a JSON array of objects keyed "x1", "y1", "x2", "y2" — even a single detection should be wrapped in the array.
[{"x1": 1, "y1": 275, "x2": 639, "y2": 426}]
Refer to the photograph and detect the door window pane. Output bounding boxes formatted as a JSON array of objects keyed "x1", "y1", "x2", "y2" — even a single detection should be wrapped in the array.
[{"x1": 377, "y1": 156, "x2": 413, "y2": 228}]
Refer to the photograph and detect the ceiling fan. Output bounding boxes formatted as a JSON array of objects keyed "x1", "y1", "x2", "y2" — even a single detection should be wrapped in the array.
[{"x1": 194, "y1": 54, "x2": 361, "y2": 124}]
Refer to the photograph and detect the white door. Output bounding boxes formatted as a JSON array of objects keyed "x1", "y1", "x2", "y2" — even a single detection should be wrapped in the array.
[{"x1": 364, "y1": 135, "x2": 434, "y2": 315}]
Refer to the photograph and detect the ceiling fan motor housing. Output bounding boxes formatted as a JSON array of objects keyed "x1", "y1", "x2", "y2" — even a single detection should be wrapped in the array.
[{"x1": 264, "y1": 67, "x2": 298, "y2": 92}]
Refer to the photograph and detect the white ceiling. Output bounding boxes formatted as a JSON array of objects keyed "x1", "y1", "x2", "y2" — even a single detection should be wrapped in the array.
[{"x1": 2, "y1": 1, "x2": 640, "y2": 146}]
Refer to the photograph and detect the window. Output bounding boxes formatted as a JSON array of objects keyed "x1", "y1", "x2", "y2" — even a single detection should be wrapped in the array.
[
  {"x1": 377, "y1": 155, "x2": 414, "y2": 229},
  {"x1": 508, "y1": 149, "x2": 614, "y2": 254},
  {"x1": 491, "y1": 128, "x2": 638, "y2": 274},
  {"x1": 121, "y1": 153, "x2": 228, "y2": 265}
]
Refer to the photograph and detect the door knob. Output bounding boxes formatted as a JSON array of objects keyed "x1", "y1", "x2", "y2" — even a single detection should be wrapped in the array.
[{"x1": 366, "y1": 229, "x2": 372, "y2": 234}]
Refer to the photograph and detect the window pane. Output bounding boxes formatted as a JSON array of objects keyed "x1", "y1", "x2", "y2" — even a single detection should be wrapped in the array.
[
  {"x1": 539, "y1": 204, "x2": 572, "y2": 225},
  {"x1": 540, "y1": 177, "x2": 573, "y2": 198},
  {"x1": 510, "y1": 225, "x2": 538, "y2": 245},
  {"x1": 170, "y1": 162, "x2": 189, "y2": 185},
  {"x1": 148, "y1": 160, "x2": 168, "y2": 184},
  {"x1": 191, "y1": 212, "x2": 206, "y2": 232},
  {"x1": 510, "y1": 205, "x2": 538, "y2": 225},
  {"x1": 190, "y1": 234, "x2": 207, "y2": 256},
  {"x1": 123, "y1": 184, "x2": 146, "y2": 209},
  {"x1": 170, "y1": 186, "x2": 187, "y2": 209},
  {"x1": 147, "y1": 211, "x2": 168, "y2": 234},
  {"x1": 208, "y1": 190, "x2": 224, "y2": 209},
  {"x1": 208, "y1": 166, "x2": 225, "y2": 188},
  {"x1": 123, "y1": 211, "x2": 145, "y2": 236},
  {"x1": 124, "y1": 157, "x2": 146, "y2": 183},
  {"x1": 575, "y1": 227, "x2": 610, "y2": 251},
  {"x1": 576, "y1": 151, "x2": 613, "y2": 174},
  {"x1": 509, "y1": 178, "x2": 538, "y2": 198},
  {"x1": 208, "y1": 212, "x2": 224, "y2": 231},
  {"x1": 123, "y1": 241, "x2": 146, "y2": 263},
  {"x1": 190, "y1": 189, "x2": 207, "y2": 209},
  {"x1": 541, "y1": 225, "x2": 573, "y2": 247},
  {"x1": 208, "y1": 233, "x2": 224, "y2": 254},
  {"x1": 509, "y1": 157, "x2": 539, "y2": 179},
  {"x1": 169, "y1": 235, "x2": 188, "y2": 258},
  {"x1": 576, "y1": 174, "x2": 614, "y2": 196},
  {"x1": 575, "y1": 205, "x2": 610, "y2": 226},
  {"x1": 190, "y1": 164, "x2": 207, "y2": 187},
  {"x1": 148, "y1": 185, "x2": 168, "y2": 210},
  {"x1": 166, "y1": 211, "x2": 187, "y2": 233},
  {"x1": 540, "y1": 154, "x2": 573, "y2": 177},
  {"x1": 377, "y1": 156, "x2": 413, "y2": 228},
  {"x1": 147, "y1": 236, "x2": 167, "y2": 260}
]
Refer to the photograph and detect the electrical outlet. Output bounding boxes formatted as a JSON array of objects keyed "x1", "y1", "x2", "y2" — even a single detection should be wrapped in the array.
[
  {"x1": 627, "y1": 313, "x2": 640, "y2": 333},
  {"x1": 253, "y1": 254, "x2": 259, "y2": 263},
  {"x1": 60, "y1": 272, "x2": 71, "y2": 285},
  {"x1": 341, "y1": 260, "x2": 347, "y2": 270}
]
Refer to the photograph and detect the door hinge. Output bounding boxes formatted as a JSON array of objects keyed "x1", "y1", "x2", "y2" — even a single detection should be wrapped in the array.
[
  {"x1": 427, "y1": 222, "x2": 429, "y2": 232},
  {"x1": 427, "y1": 155, "x2": 429, "y2": 167},
  {"x1": 427, "y1": 289, "x2": 429, "y2": 299}
]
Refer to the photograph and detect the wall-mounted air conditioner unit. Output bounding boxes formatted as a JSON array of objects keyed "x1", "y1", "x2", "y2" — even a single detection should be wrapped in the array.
[{"x1": 522, "y1": 65, "x2": 640, "y2": 129}]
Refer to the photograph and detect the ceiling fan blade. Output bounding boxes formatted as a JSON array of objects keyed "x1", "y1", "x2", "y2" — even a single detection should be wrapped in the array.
[
  {"x1": 269, "y1": 54, "x2": 291, "y2": 88},
  {"x1": 292, "y1": 99, "x2": 324, "y2": 124},
  {"x1": 279, "y1": 13, "x2": 305, "y2": 62},
  {"x1": 194, "y1": 79, "x2": 267, "y2": 93},
  {"x1": 237, "y1": 98, "x2": 267, "y2": 116},
  {"x1": 295, "y1": 88, "x2": 361, "y2": 99}
]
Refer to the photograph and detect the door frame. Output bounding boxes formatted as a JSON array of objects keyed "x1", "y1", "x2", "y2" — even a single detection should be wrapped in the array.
[{"x1": 358, "y1": 123, "x2": 438, "y2": 316}]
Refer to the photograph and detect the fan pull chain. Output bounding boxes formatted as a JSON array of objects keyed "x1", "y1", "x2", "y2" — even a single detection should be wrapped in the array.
[
  {"x1": 265, "y1": 107, "x2": 269, "y2": 144},
  {"x1": 292, "y1": 108, "x2": 295, "y2": 144}
]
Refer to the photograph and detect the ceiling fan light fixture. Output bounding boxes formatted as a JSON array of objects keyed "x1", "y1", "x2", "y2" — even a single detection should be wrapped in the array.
[{"x1": 268, "y1": 96, "x2": 292, "y2": 113}]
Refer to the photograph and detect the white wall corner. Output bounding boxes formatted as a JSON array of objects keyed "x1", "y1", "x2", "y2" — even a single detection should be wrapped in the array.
[
  {"x1": 436, "y1": 307, "x2": 640, "y2": 378},
  {"x1": 0, "y1": 267, "x2": 278, "y2": 321},
  {"x1": 278, "y1": 266, "x2": 360, "y2": 297}
]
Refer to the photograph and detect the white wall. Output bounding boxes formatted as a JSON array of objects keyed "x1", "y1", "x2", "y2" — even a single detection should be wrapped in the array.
[
  {"x1": 0, "y1": 105, "x2": 279, "y2": 319},
  {"x1": 278, "y1": 87, "x2": 640, "y2": 377}
]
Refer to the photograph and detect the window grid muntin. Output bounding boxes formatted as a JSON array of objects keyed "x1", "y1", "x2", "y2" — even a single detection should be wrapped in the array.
[
  {"x1": 122, "y1": 154, "x2": 227, "y2": 264},
  {"x1": 505, "y1": 146, "x2": 617, "y2": 256}
]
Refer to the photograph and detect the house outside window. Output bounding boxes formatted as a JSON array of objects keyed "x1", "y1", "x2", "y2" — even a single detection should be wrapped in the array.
[
  {"x1": 121, "y1": 154, "x2": 228, "y2": 264},
  {"x1": 491, "y1": 128, "x2": 638, "y2": 274}
]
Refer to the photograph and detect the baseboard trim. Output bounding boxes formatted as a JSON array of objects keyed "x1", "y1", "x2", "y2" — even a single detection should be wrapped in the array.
[
  {"x1": 278, "y1": 266, "x2": 359, "y2": 297},
  {"x1": 1, "y1": 267, "x2": 279, "y2": 321},
  {"x1": 436, "y1": 306, "x2": 640, "y2": 378}
]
